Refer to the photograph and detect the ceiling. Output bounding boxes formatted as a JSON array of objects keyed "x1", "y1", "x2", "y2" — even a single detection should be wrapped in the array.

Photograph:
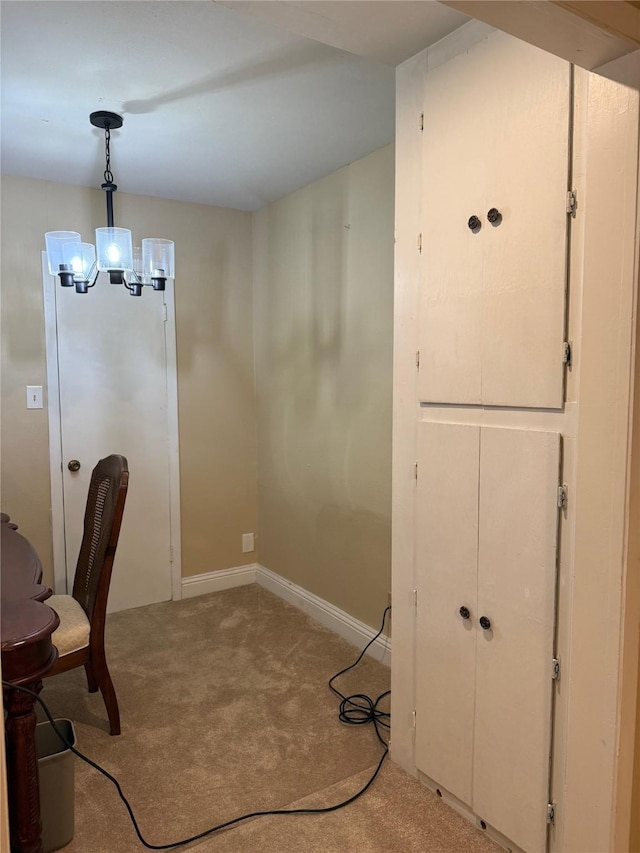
[{"x1": 0, "y1": 1, "x2": 468, "y2": 211}]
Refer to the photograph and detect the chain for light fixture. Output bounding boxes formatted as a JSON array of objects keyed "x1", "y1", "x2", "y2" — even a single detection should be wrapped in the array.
[
  {"x1": 44, "y1": 111, "x2": 175, "y2": 297},
  {"x1": 103, "y1": 125, "x2": 114, "y2": 186}
]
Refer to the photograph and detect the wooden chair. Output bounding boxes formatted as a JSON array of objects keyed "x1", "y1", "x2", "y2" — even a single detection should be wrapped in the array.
[{"x1": 45, "y1": 454, "x2": 129, "y2": 736}]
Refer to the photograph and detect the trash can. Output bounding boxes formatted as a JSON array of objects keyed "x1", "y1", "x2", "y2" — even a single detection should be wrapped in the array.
[{"x1": 35, "y1": 719, "x2": 76, "y2": 852}]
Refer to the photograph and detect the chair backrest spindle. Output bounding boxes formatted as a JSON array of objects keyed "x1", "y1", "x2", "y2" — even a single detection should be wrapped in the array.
[{"x1": 72, "y1": 455, "x2": 129, "y2": 621}]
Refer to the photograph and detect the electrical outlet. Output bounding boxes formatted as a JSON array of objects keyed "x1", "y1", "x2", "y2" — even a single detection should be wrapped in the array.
[{"x1": 242, "y1": 532, "x2": 255, "y2": 553}]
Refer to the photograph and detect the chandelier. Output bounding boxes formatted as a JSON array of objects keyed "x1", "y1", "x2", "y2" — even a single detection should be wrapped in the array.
[{"x1": 44, "y1": 111, "x2": 175, "y2": 297}]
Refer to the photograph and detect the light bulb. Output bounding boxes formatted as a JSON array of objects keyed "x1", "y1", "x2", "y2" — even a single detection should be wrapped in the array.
[{"x1": 96, "y1": 227, "x2": 133, "y2": 271}]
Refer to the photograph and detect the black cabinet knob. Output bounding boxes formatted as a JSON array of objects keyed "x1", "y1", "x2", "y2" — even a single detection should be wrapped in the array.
[
  {"x1": 459, "y1": 606, "x2": 471, "y2": 620},
  {"x1": 479, "y1": 616, "x2": 492, "y2": 630},
  {"x1": 468, "y1": 215, "x2": 481, "y2": 232},
  {"x1": 487, "y1": 208, "x2": 502, "y2": 225}
]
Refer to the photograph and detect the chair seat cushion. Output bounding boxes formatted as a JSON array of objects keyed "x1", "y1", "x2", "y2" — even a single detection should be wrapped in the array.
[{"x1": 48, "y1": 595, "x2": 90, "y2": 656}]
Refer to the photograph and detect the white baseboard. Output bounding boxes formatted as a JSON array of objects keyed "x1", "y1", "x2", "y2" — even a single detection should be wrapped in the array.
[
  {"x1": 181, "y1": 563, "x2": 258, "y2": 598},
  {"x1": 256, "y1": 566, "x2": 391, "y2": 665},
  {"x1": 180, "y1": 563, "x2": 391, "y2": 665}
]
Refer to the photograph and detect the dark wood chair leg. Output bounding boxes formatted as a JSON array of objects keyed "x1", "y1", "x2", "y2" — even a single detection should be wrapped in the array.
[
  {"x1": 84, "y1": 660, "x2": 98, "y2": 693},
  {"x1": 92, "y1": 652, "x2": 121, "y2": 736}
]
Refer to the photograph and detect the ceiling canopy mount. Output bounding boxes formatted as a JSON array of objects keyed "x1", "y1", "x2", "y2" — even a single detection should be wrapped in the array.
[{"x1": 89, "y1": 111, "x2": 123, "y2": 131}]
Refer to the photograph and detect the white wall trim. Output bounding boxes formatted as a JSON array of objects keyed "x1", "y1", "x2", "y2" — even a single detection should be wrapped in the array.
[
  {"x1": 181, "y1": 563, "x2": 258, "y2": 598},
  {"x1": 390, "y1": 48, "x2": 426, "y2": 774},
  {"x1": 163, "y1": 281, "x2": 183, "y2": 602},
  {"x1": 257, "y1": 566, "x2": 391, "y2": 665},
  {"x1": 42, "y1": 253, "x2": 68, "y2": 594},
  {"x1": 180, "y1": 564, "x2": 391, "y2": 665}
]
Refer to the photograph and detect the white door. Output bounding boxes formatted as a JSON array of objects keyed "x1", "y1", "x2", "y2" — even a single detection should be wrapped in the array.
[
  {"x1": 419, "y1": 30, "x2": 571, "y2": 409},
  {"x1": 44, "y1": 263, "x2": 175, "y2": 613}
]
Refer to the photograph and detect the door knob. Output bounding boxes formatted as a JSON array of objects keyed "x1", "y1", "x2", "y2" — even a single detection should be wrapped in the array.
[
  {"x1": 459, "y1": 606, "x2": 471, "y2": 620},
  {"x1": 487, "y1": 207, "x2": 502, "y2": 225},
  {"x1": 468, "y1": 215, "x2": 481, "y2": 232},
  {"x1": 67, "y1": 460, "x2": 81, "y2": 472},
  {"x1": 479, "y1": 616, "x2": 492, "y2": 630}
]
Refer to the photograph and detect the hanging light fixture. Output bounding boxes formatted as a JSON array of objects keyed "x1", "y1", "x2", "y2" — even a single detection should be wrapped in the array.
[{"x1": 44, "y1": 111, "x2": 175, "y2": 297}]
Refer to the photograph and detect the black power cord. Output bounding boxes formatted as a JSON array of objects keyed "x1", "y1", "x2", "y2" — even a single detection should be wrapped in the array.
[
  {"x1": 329, "y1": 606, "x2": 391, "y2": 749},
  {"x1": 2, "y1": 604, "x2": 391, "y2": 850}
]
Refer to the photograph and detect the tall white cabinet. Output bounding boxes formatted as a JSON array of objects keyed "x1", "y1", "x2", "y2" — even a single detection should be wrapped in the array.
[
  {"x1": 393, "y1": 22, "x2": 639, "y2": 853},
  {"x1": 398, "y1": 27, "x2": 574, "y2": 853}
]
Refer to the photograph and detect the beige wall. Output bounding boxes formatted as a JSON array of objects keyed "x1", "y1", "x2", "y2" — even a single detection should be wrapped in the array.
[
  {"x1": 1, "y1": 177, "x2": 56, "y2": 574},
  {"x1": 252, "y1": 145, "x2": 395, "y2": 629},
  {"x1": 0, "y1": 175, "x2": 257, "y2": 586},
  {"x1": 1, "y1": 153, "x2": 394, "y2": 615}
]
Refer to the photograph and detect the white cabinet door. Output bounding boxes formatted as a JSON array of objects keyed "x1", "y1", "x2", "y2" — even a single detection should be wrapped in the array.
[
  {"x1": 418, "y1": 31, "x2": 570, "y2": 409},
  {"x1": 415, "y1": 422, "x2": 480, "y2": 804},
  {"x1": 419, "y1": 41, "x2": 488, "y2": 405},
  {"x1": 474, "y1": 427, "x2": 560, "y2": 853},
  {"x1": 416, "y1": 424, "x2": 560, "y2": 852},
  {"x1": 480, "y1": 38, "x2": 570, "y2": 408}
]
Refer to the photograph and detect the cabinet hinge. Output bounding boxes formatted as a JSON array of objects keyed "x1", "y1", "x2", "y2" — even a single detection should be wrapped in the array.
[
  {"x1": 417, "y1": 233, "x2": 422, "y2": 254},
  {"x1": 566, "y1": 190, "x2": 577, "y2": 217},
  {"x1": 557, "y1": 485, "x2": 568, "y2": 511},
  {"x1": 413, "y1": 588, "x2": 418, "y2": 607},
  {"x1": 412, "y1": 709, "x2": 417, "y2": 728},
  {"x1": 419, "y1": 113, "x2": 424, "y2": 132},
  {"x1": 562, "y1": 341, "x2": 572, "y2": 367},
  {"x1": 552, "y1": 658, "x2": 560, "y2": 681},
  {"x1": 415, "y1": 350, "x2": 420, "y2": 370},
  {"x1": 414, "y1": 461, "x2": 418, "y2": 481},
  {"x1": 163, "y1": 303, "x2": 168, "y2": 322},
  {"x1": 169, "y1": 545, "x2": 175, "y2": 564},
  {"x1": 547, "y1": 802, "x2": 556, "y2": 824}
]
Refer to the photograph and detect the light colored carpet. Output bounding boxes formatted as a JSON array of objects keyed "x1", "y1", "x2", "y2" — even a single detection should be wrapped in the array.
[{"x1": 39, "y1": 585, "x2": 501, "y2": 852}]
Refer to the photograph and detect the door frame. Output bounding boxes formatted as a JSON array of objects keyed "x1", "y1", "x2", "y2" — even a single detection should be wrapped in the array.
[{"x1": 42, "y1": 252, "x2": 183, "y2": 600}]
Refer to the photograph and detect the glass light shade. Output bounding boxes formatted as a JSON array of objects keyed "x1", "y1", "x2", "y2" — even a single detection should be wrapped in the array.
[
  {"x1": 132, "y1": 247, "x2": 151, "y2": 285},
  {"x1": 45, "y1": 231, "x2": 82, "y2": 275},
  {"x1": 96, "y1": 227, "x2": 133, "y2": 271},
  {"x1": 142, "y1": 238, "x2": 175, "y2": 279},
  {"x1": 72, "y1": 242, "x2": 97, "y2": 281}
]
